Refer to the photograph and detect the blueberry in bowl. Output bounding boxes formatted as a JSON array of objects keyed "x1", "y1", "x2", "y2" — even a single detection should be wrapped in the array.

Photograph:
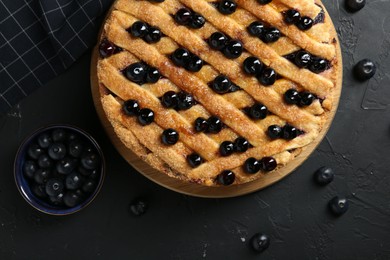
[{"x1": 14, "y1": 125, "x2": 105, "y2": 215}]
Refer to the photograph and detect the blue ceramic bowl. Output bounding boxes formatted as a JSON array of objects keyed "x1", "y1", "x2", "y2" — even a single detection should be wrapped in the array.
[{"x1": 14, "y1": 125, "x2": 105, "y2": 215}]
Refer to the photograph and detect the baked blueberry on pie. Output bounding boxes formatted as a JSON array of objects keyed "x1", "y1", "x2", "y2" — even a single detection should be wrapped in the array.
[{"x1": 95, "y1": 0, "x2": 342, "y2": 186}]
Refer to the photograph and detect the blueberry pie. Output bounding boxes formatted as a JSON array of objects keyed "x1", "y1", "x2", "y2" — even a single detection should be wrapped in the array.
[{"x1": 95, "y1": 0, "x2": 342, "y2": 186}]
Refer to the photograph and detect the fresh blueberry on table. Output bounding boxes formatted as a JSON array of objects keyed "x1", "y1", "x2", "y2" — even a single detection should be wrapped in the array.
[
  {"x1": 129, "y1": 198, "x2": 148, "y2": 216},
  {"x1": 313, "y1": 166, "x2": 334, "y2": 185},
  {"x1": 328, "y1": 196, "x2": 349, "y2": 216},
  {"x1": 354, "y1": 59, "x2": 376, "y2": 81},
  {"x1": 345, "y1": 0, "x2": 366, "y2": 12},
  {"x1": 250, "y1": 233, "x2": 270, "y2": 252}
]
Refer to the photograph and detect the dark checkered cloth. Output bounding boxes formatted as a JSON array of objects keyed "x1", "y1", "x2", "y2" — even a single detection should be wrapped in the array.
[{"x1": 0, "y1": 0, "x2": 114, "y2": 114}]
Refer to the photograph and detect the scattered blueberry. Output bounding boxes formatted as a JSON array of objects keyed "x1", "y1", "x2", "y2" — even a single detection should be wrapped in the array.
[
  {"x1": 161, "y1": 128, "x2": 179, "y2": 145},
  {"x1": 328, "y1": 196, "x2": 349, "y2": 216},
  {"x1": 345, "y1": 0, "x2": 366, "y2": 12},
  {"x1": 138, "y1": 108, "x2": 155, "y2": 125},
  {"x1": 257, "y1": 68, "x2": 276, "y2": 86},
  {"x1": 260, "y1": 157, "x2": 277, "y2": 171},
  {"x1": 267, "y1": 125, "x2": 283, "y2": 139},
  {"x1": 218, "y1": 0, "x2": 237, "y2": 15},
  {"x1": 243, "y1": 157, "x2": 261, "y2": 174},
  {"x1": 243, "y1": 57, "x2": 263, "y2": 75},
  {"x1": 209, "y1": 32, "x2": 229, "y2": 50},
  {"x1": 284, "y1": 9, "x2": 301, "y2": 24},
  {"x1": 222, "y1": 40, "x2": 243, "y2": 59},
  {"x1": 314, "y1": 166, "x2": 334, "y2": 185},
  {"x1": 216, "y1": 170, "x2": 235, "y2": 185},
  {"x1": 248, "y1": 103, "x2": 268, "y2": 120},
  {"x1": 187, "y1": 153, "x2": 203, "y2": 168},
  {"x1": 211, "y1": 75, "x2": 232, "y2": 94},
  {"x1": 354, "y1": 59, "x2": 376, "y2": 81},
  {"x1": 129, "y1": 198, "x2": 148, "y2": 216},
  {"x1": 250, "y1": 233, "x2": 270, "y2": 252},
  {"x1": 194, "y1": 117, "x2": 209, "y2": 132},
  {"x1": 219, "y1": 141, "x2": 235, "y2": 156}
]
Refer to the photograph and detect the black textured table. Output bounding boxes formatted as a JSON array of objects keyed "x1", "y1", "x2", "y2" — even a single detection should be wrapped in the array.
[{"x1": 1, "y1": 1, "x2": 390, "y2": 259}]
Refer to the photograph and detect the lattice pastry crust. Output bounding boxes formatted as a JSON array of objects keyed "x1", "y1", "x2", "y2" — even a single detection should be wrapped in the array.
[{"x1": 96, "y1": 0, "x2": 341, "y2": 186}]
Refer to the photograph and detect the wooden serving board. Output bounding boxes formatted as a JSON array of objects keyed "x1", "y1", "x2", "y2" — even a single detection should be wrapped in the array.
[{"x1": 90, "y1": 3, "x2": 342, "y2": 198}]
